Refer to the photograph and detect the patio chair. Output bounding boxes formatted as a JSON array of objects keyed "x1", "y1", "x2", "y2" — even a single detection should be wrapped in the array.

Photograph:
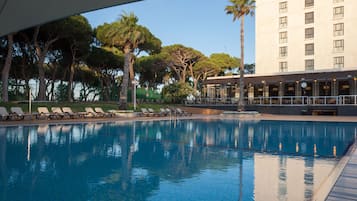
[
  {"x1": 37, "y1": 107, "x2": 60, "y2": 120},
  {"x1": 0, "y1": 107, "x2": 17, "y2": 120},
  {"x1": 51, "y1": 107, "x2": 70, "y2": 119},
  {"x1": 85, "y1": 107, "x2": 104, "y2": 118},
  {"x1": 62, "y1": 107, "x2": 85, "y2": 119},
  {"x1": 10, "y1": 107, "x2": 36, "y2": 120},
  {"x1": 94, "y1": 107, "x2": 115, "y2": 117}
]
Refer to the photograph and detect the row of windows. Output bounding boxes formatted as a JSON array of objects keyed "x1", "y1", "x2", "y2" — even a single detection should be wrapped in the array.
[
  {"x1": 279, "y1": 7, "x2": 344, "y2": 28},
  {"x1": 279, "y1": 57, "x2": 344, "y2": 72},
  {"x1": 279, "y1": 23, "x2": 344, "y2": 44},
  {"x1": 279, "y1": 0, "x2": 343, "y2": 13},
  {"x1": 279, "y1": 40, "x2": 344, "y2": 58}
]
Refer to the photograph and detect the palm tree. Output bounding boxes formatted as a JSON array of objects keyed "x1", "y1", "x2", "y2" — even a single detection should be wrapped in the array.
[
  {"x1": 105, "y1": 13, "x2": 144, "y2": 109},
  {"x1": 225, "y1": 0, "x2": 255, "y2": 111},
  {"x1": 96, "y1": 13, "x2": 161, "y2": 109}
]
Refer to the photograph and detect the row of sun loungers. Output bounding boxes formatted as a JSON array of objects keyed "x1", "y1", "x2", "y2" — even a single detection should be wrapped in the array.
[
  {"x1": 0, "y1": 106, "x2": 192, "y2": 121},
  {"x1": 0, "y1": 106, "x2": 116, "y2": 121},
  {"x1": 139, "y1": 108, "x2": 192, "y2": 117}
]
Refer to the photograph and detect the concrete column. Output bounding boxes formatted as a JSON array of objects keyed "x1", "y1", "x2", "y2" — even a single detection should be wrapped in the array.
[
  {"x1": 331, "y1": 79, "x2": 338, "y2": 96},
  {"x1": 279, "y1": 82, "x2": 284, "y2": 96},
  {"x1": 313, "y1": 80, "x2": 319, "y2": 96},
  {"x1": 295, "y1": 81, "x2": 302, "y2": 96}
]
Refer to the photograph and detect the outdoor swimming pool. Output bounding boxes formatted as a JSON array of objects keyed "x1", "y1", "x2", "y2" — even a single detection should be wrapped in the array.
[{"x1": 0, "y1": 119, "x2": 356, "y2": 201}]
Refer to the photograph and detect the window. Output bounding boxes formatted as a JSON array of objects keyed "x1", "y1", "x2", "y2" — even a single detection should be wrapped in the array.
[
  {"x1": 279, "y1": 62, "x2": 288, "y2": 72},
  {"x1": 305, "y1": 59, "x2": 314, "y2": 71},
  {"x1": 279, "y1": 32, "x2": 288, "y2": 43},
  {"x1": 279, "y1": 2, "x2": 287, "y2": 13},
  {"x1": 279, "y1": 16, "x2": 287, "y2": 28},
  {"x1": 305, "y1": 12, "x2": 314, "y2": 24},
  {"x1": 333, "y1": 6, "x2": 344, "y2": 18},
  {"x1": 305, "y1": 28, "x2": 314, "y2": 39},
  {"x1": 305, "y1": 0, "x2": 314, "y2": 7},
  {"x1": 280, "y1": 46, "x2": 288, "y2": 57},
  {"x1": 333, "y1": 40, "x2": 344, "y2": 52},
  {"x1": 333, "y1": 23, "x2": 344, "y2": 36},
  {"x1": 334, "y1": 56, "x2": 344, "y2": 68},
  {"x1": 305, "y1": 44, "x2": 314, "y2": 55}
]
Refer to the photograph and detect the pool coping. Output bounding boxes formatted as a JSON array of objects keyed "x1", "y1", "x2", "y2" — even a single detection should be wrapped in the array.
[{"x1": 312, "y1": 142, "x2": 356, "y2": 201}]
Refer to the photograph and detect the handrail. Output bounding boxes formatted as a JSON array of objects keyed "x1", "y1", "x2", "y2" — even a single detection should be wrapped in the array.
[{"x1": 185, "y1": 95, "x2": 357, "y2": 106}]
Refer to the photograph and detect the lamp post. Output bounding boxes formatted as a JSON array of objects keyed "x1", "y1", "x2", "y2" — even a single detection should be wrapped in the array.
[{"x1": 132, "y1": 80, "x2": 138, "y2": 111}]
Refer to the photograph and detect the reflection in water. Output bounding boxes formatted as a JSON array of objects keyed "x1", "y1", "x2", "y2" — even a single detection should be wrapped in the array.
[{"x1": 0, "y1": 120, "x2": 356, "y2": 201}]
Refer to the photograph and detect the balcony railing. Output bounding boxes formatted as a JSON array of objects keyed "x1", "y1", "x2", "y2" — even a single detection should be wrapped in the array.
[{"x1": 185, "y1": 95, "x2": 357, "y2": 106}]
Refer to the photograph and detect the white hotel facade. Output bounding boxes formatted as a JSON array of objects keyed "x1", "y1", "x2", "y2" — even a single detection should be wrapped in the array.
[
  {"x1": 256, "y1": 0, "x2": 357, "y2": 74},
  {"x1": 203, "y1": 0, "x2": 357, "y2": 105}
]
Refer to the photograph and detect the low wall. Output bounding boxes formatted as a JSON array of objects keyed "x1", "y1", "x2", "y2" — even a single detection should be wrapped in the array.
[{"x1": 188, "y1": 105, "x2": 357, "y2": 116}]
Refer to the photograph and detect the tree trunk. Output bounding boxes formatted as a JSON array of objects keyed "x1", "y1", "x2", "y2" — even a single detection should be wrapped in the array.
[
  {"x1": 33, "y1": 26, "x2": 58, "y2": 101},
  {"x1": 68, "y1": 63, "x2": 75, "y2": 102},
  {"x1": 238, "y1": 16, "x2": 245, "y2": 111},
  {"x1": 1, "y1": 34, "x2": 14, "y2": 102},
  {"x1": 129, "y1": 55, "x2": 135, "y2": 105},
  {"x1": 119, "y1": 45, "x2": 131, "y2": 109}
]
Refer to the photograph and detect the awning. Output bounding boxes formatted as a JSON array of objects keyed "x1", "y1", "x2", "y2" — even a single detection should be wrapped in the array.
[
  {"x1": 204, "y1": 69, "x2": 357, "y2": 85},
  {"x1": 0, "y1": 0, "x2": 140, "y2": 36}
]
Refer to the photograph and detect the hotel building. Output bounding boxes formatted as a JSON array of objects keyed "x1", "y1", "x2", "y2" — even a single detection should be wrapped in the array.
[{"x1": 201, "y1": 0, "x2": 357, "y2": 110}]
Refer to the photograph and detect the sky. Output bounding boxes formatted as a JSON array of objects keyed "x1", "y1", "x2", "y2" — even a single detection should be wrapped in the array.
[{"x1": 82, "y1": 0, "x2": 256, "y2": 64}]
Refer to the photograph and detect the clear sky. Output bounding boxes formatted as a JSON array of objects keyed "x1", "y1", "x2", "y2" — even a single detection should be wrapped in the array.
[{"x1": 82, "y1": 0, "x2": 255, "y2": 64}]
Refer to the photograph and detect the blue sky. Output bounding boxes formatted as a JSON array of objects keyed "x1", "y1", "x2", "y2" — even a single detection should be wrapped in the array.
[{"x1": 83, "y1": 0, "x2": 255, "y2": 64}]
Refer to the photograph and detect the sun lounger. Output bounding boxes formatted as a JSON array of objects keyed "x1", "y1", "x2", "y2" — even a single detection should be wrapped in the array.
[
  {"x1": 160, "y1": 108, "x2": 170, "y2": 116},
  {"x1": 94, "y1": 107, "x2": 115, "y2": 117},
  {"x1": 0, "y1": 107, "x2": 18, "y2": 120},
  {"x1": 37, "y1": 107, "x2": 60, "y2": 120},
  {"x1": 147, "y1": 108, "x2": 162, "y2": 117},
  {"x1": 62, "y1": 107, "x2": 85, "y2": 118},
  {"x1": 176, "y1": 108, "x2": 192, "y2": 116},
  {"x1": 140, "y1": 108, "x2": 153, "y2": 117},
  {"x1": 51, "y1": 107, "x2": 70, "y2": 119},
  {"x1": 10, "y1": 107, "x2": 36, "y2": 120},
  {"x1": 85, "y1": 107, "x2": 104, "y2": 118}
]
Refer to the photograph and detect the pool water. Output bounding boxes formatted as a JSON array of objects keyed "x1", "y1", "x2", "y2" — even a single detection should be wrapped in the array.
[{"x1": 0, "y1": 119, "x2": 356, "y2": 201}]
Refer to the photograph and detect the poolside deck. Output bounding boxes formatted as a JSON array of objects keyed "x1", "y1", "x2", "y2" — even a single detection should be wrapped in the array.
[{"x1": 326, "y1": 145, "x2": 357, "y2": 201}]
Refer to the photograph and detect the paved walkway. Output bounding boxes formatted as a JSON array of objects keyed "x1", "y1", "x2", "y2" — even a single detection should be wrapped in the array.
[{"x1": 326, "y1": 145, "x2": 357, "y2": 201}]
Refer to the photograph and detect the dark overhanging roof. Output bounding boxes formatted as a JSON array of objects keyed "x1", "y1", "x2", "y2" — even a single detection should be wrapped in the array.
[
  {"x1": 0, "y1": 0, "x2": 141, "y2": 36},
  {"x1": 204, "y1": 69, "x2": 357, "y2": 85}
]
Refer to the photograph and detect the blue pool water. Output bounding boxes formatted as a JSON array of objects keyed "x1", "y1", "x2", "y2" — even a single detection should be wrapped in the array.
[{"x1": 0, "y1": 119, "x2": 356, "y2": 201}]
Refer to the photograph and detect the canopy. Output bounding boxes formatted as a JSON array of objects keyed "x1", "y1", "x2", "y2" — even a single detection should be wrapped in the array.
[{"x1": 0, "y1": 0, "x2": 140, "y2": 36}]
